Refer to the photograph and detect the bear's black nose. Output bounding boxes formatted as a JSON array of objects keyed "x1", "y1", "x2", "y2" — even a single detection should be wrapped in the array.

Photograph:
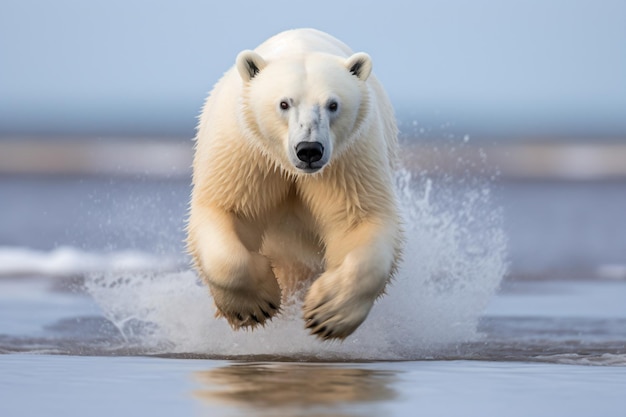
[{"x1": 296, "y1": 142, "x2": 324, "y2": 164}]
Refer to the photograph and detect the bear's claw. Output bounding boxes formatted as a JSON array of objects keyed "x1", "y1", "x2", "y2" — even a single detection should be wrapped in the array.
[
  {"x1": 305, "y1": 316, "x2": 342, "y2": 340},
  {"x1": 220, "y1": 299, "x2": 281, "y2": 330},
  {"x1": 210, "y1": 281, "x2": 282, "y2": 331},
  {"x1": 303, "y1": 307, "x2": 345, "y2": 340},
  {"x1": 302, "y1": 273, "x2": 374, "y2": 341}
]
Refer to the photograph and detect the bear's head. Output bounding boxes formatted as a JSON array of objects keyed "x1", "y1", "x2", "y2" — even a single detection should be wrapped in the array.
[{"x1": 236, "y1": 50, "x2": 373, "y2": 175}]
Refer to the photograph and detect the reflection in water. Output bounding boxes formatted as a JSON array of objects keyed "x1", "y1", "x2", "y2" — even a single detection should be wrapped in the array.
[{"x1": 194, "y1": 362, "x2": 398, "y2": 415}]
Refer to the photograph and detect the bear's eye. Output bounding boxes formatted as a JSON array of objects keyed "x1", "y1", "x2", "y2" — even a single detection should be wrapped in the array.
[
  {"x1": 279, "y1": 101, "x2": 290, "y2": 110},
  {"x1": 328, "y1": 101, "x2": 338, "y2": 112}
]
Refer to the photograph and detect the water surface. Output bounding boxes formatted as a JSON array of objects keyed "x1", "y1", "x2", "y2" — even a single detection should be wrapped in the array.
[{"x1": 1, "y1": 175, "x2": 625, "y2": 416}]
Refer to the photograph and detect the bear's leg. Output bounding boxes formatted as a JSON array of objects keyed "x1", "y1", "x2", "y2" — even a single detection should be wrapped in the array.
[
  {"x1": 189, "y1": 205, "x2": 281, "y2": 329},
  {"x1": 302, "y1": 219, "x2": 398, "y2": 340}
]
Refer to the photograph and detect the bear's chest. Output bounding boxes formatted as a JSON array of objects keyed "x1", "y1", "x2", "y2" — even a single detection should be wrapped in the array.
[{"x1": 206, "y1": 154, "x2": 291, "y2": 218}]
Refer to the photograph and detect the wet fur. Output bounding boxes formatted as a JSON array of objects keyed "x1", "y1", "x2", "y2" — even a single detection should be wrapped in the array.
[{"x1": 187, "y1": 29, "x2": 403, "y2": 340}]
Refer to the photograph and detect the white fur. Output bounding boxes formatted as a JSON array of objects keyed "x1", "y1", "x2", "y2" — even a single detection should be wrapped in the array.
[{"x1": 187, "y1": 28, "x2": 403, "y2": 340}]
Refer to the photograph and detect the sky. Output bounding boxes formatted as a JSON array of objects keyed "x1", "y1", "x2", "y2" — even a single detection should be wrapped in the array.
[{"x1": 1, "y1": 0, "x2": 625, "y2": 141}]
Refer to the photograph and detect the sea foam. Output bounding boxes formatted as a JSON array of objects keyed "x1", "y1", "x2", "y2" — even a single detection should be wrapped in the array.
[{"x1": 85, "y1": 168, "x2": 508, "y2": 360}]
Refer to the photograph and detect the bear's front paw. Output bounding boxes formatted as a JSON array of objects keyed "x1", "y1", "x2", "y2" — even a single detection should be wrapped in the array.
[
  {"x1": 210, "y1": 277, "x2": 281, "y2": 330},
  {"x1": 208, "y1": 252, "x2": 282, "y2": 329},
  {"x1": 302, "y1": 271, "x2": 375, "y2": 340}
]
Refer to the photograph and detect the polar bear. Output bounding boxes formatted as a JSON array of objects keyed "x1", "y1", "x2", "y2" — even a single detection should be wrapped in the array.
[{"x1": 187, "y1": 28, "x2": 403, "y2": 340}]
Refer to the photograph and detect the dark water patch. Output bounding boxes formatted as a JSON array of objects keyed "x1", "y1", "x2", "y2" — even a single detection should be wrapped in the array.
[{"x1": 2, "y1": 315, "x2": 625, "y2": 366}]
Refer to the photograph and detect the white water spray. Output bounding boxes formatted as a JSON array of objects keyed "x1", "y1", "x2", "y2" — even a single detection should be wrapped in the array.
[{"x1": 86, "y1": 166, "x2": 508, "y2": 360}]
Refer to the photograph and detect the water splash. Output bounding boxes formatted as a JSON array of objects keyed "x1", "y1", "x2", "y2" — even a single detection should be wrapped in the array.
[{"x1": 86, "y1": 168, "x2": 508, "y2": 360}]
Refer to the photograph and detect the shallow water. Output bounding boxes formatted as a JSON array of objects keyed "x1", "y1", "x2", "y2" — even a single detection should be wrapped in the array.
[
  {"x1": 1, "y1": 174, "x2": 626, "y2": 416},
  {"x1": 1, "y1": 274, "x2": 626, "y2": 416},
  {"x1": 1, "y1": 274, "x2": 625, "y2": 364},
  {"x1": 2, "y1": 354, "x2": 626, "y2": 417}
]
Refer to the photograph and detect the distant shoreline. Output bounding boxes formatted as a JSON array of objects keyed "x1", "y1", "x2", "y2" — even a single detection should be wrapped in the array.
[{"x1": 1, "y1": 138, "x2": 626, "y2": 181}]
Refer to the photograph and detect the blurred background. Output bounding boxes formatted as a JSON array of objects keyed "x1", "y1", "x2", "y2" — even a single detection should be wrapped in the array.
[
  {"x1": 2, "y1": 0, "x2": 626, "y2": 141},
  {"x1": 1, "y1": 0, "x2": 625, "y2": 279}
]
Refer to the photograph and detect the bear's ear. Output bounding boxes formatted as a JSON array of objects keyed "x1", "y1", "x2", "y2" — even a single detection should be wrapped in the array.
[
  {"x1": 236, "y1": 50, "x2": 267, "y2": 81},
  {"x1": 345, "y1": 52, "x2": 372, "y2": 81}
]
